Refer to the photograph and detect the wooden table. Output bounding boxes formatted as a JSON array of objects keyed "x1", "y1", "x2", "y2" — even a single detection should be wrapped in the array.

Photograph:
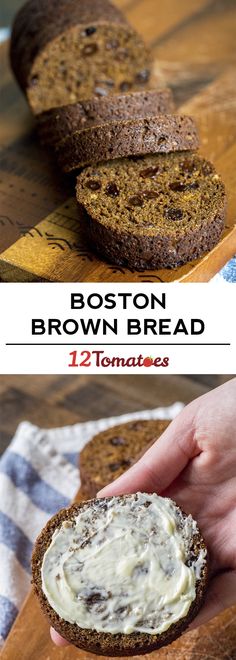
[
  {"x1": 0, "y1": 374, "x2": 230, "y2": 456},
  {"x1": 0, "y1": 373, "x2": 235, "y2": 659},
  {"x1": 0, "y1": 0, "x2": 236, "y2": 282}
]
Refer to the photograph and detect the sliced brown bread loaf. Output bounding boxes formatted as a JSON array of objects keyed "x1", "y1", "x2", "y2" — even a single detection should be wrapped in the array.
[
  {"x1": 38, "y1": 88, "x2": 175, "y2": 147},
  {"x1": 57, "y1": 115, "x2": 199, "y2": 172},
  {"x1": 76, "y1": 152, "x2": 226, "y2": 270},
  {"x1": 80, "y1": 419, "x2": 170, "y2": 498},
  {"x1": 32, "y1": 493, "x2": 208, "y2": 656},
  {"x1": 10, "y1": 0, "x2": 152, "y2": 115}
]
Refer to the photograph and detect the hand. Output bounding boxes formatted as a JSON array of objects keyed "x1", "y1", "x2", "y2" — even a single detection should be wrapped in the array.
[{"x1": 51, "y1": 378, "x2": 236, "y2": 646}]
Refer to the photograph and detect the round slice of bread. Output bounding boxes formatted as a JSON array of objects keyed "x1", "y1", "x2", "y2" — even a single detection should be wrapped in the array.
[
  {"x1": 37, "y1": 88, "x2": 175, "y2": 147},
  {"x1": 56, "y1": 115, "x2": 199, "y2": 172},
  {"x1": 32, "y1": 493, "x2": 208, "y2": 657},
  {"x1": 80, "y1": 419, "x2": 170, "y2": 497},
  {"x1": 76, "y1": 152, "x2": 226, "y2": 270},
  {"x1": 10, "y1": 0, "x2": 152, "y2": 115}
]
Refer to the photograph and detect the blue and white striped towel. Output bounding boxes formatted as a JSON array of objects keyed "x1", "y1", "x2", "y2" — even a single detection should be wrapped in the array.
[
  {"x1": 0, "y1": 28, "x2": 10, "y2": 44},
  {"x1": 212, "y1": 256, "x2": 236, "y2": 283},
  {"x1": 0, "y1": 403, "x2": 183, "y2": 647}
]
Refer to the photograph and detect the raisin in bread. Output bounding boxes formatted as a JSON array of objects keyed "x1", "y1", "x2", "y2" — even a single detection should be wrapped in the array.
[
  {"x1": 76, "y1": 152, "x2": 226, "y2": 270},
  {"x1": 32, "y1": 493, "x2": 208, "y2": 656},
  {"x1": 80, "y1": 419, "x2": 170, "y2": 497},
  {"x1": 10, "y1": 0, "x2": 152, "y2": 115},
  {"x1": 38, "y1": 88, "x2": 174, "y2": 147},
  {"x1": 57, "y1": 114, "x2": 199, "y2": 172}
]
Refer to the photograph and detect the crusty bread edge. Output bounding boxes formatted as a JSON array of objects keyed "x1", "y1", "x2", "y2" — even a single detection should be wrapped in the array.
[{"x1": 32, "y1": 496, "x2": 209, "y2": 657}]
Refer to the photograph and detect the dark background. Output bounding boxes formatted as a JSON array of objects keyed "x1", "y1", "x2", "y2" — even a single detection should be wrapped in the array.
[
  {"x1": 0, "y1": 375, "x2": 233, "y2": 457},
  {"x1": 1, "y1": 1, "x2": 26, "y2": 26}
]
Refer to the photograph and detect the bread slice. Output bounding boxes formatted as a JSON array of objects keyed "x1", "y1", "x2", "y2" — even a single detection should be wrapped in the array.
[
  {"x1": 32, "y1": 493, "x2": 208, "y2": 656},
  {"x1": 80, "y1": 419, "x2": 170, "y2": 498},
  {"x1": 57, "y1": 114, "x2": 199, "y2": 172},
  {"x1": 10, "y1": 0, "x2": 152, "y2": 115},
  {"x1": 76, "y1": 152, "x2": 226, "y2": 270},
  {"x1": 37, "y1": 88, "x2": 175, "y2": 147}
]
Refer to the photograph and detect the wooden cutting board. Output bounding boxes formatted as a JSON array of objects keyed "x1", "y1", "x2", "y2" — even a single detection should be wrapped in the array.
[
  {"x1": 1, "y1": 0, "x2": 236, "y2": 282},
  {"x1": 1, "y1": 488, "x2": 236, "y2": 660}
]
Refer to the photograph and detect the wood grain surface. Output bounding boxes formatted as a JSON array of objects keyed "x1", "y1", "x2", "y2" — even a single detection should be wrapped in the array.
[
  {"x1": 1, "y1": 374, "x2": 229, "y2": 456},
  {"x1": 0, "y1": 374, "x2": 235, "y2": 659},
  {"x1": 0, "y1": 0, "x2": 236, "y2": 281}
]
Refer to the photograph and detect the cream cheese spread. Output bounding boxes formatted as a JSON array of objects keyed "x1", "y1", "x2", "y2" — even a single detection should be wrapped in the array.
[{"x1": 41, "y1": 493, "x2": 206, "y2": 635}]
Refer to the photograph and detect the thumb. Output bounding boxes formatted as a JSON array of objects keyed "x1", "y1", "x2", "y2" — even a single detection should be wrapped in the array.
[
  {"x1": 50, "y1": 627, "x2": 70, "y2": 646},
  {"x1": 189, "y1": 570, "x2": 236, "y2": 630},
  {"x1": 98, "y1": 408, "x2": 199, "y2": 497}
]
